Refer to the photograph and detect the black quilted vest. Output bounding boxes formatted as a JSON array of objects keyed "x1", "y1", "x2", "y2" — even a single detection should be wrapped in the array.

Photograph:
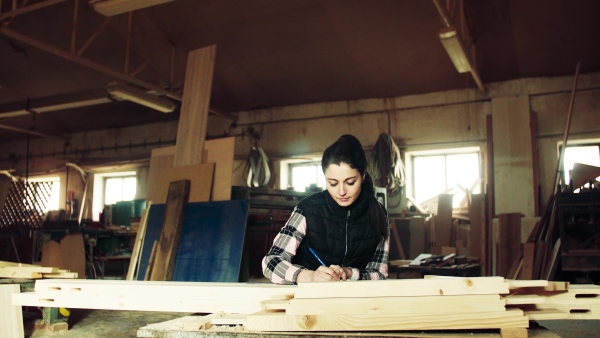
[{"x1": 291, "y1": 190, "x2": 381, "y2": 272}]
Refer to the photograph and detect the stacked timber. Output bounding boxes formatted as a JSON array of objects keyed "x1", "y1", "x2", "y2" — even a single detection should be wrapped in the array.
[
  {"x1": 13, "y1": 279, "x2": 295, "y2": 314},
  {"x1": 506, "y1": 282, "x2": 600, "y2": 320},
  {"x1": 0, "y1": 260, "x2": 78, "y2": 279},
  {"x1": 244, "y1": 276, "x2": 530, "y2": 332}
]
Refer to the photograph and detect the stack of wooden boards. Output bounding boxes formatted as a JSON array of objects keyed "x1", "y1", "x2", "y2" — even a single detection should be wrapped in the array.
[
  {"x1": 13, "y1": 276, "x2": 600, "y2": 336},
  {"x1": 0, "y1": 260, "x2": 78, "y2": 279}
]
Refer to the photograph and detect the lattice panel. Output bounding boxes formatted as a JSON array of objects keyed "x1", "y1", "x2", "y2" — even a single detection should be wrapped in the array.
[{"x1": 0, "y1": 180, "x2": 53, "y2": 229}]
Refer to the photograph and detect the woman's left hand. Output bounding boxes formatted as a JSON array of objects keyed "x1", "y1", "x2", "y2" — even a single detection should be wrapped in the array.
[{"x1": 329, "y1": 265, "x2": 352, "y2": 281}]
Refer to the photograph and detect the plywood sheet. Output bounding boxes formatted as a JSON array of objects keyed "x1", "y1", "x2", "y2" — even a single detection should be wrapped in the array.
[
  {"x1": 497, "y1": 213, "x2": 522, "y2": 278},
  {"x1": 155, "y1": 163, "x2": 214, "y2": 204},
  {"x1": 138, "y1": 200, "x2": 249, "y2": 282},
  {"x1": 146, "y1": 137, "x2": 235, "y2": 203}
]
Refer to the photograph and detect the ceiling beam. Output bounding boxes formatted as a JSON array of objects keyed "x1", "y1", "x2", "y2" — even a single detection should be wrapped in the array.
[
  {"x1": 0, "y1": 26, "x2": 183, "y2": 101},
  {"x1": 432, "y1": 0, "x2": 484, "y2": 92},
  {"x1": 0, "y1": 123, "x2": 68, "y2": 139},
  {"x1": 0, "y1": 0, "x2": 67, "y2": 22},
  {"x1": 0, "y1": 27, "x2": 237, "y2": 121},
  {"x1": 0, "y1": 89, "x2": 111, "y2": 118},
  {"x1": 91, "y1": 0, "x2": 176, "y2": 17}
]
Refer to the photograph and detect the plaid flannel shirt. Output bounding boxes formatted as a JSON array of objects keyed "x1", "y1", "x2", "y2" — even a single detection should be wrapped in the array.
[{"x1": 262, "y1": 208, "x2": 390, "y2": 284}]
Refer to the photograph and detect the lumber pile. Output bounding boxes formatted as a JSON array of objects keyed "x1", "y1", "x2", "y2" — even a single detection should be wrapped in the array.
[
  {"x1": 506, "y1": 282, "x2": 600, "y2": 320},
  {"x1": 12, "y1": 279, "x2": 295, "y2": 314},
  {"x1": 244, "y1": 277, "x2": 529, "y2": 333},
  {"x1": 13, "y1": 277, "x2": 599, "y2": 336},
  {"x1": 0, "y1": 260, "x2": 78, "y2": 279}
]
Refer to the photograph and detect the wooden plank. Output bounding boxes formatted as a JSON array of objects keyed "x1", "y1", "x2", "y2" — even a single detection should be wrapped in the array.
[
  {"x1": 500, "y1": 327, "x2": 528, "y2": 338},
  {"x1": 520, "y1": 242, "x2": 535, "y2": 280},
  {"x1": 409, "y1": 217, "x2": 426, "y2": 259},
  {"x1": 42, "y1": 272, "x2": 78, "y2": 278},
  {"x1": 469, "y1": 194, "x2": 485, "y2": 260},
  {"x1": 146, "y1": 147, "x2": 175, "y2": 204},
  {"x1": 205, "y1": 137, "x2": 235, "y2": 201},
  {"x1": 244, "y1": 308, "x2": 529, "y2": 332},
  {"x1": 522, "y1": 308, "x2": 569, "y2": 320},
  {"x1": 0, "y1": 266, "x2": 58, "y2": 273},
  {"x1": 210, "y1": 314, "x2": 247, "y2": 326},
  {"x1": 155, "y1": 163, "x2": 214, "y2": 204},
  {"x1": 485, "y1": 114, "x2": 494, "y2": 277},
  {"x1": 295, "y1": 277, "x2": 509, "y2": 299},
  {"x1": 390, "y1": 219, "x2": 406, "y2": 259},
  {"x1": 507, "y1": 280, "x2": 548, "y2": 289},
  {"x1": 497, "y1": 213, "x2": 521, "y2": 277},
  {"x1": 434, "y1": 194, "x2": 453, "y2": 253},
  {"x1": 0, "y1": 270, "x2": 42, "y2": 278},
  {"x1": 173, "y1": 45, "x2": 217, "y2": 167},
  {"x1": 261, "y1": 299, "x2": 289, "y2": 311},
  {"x1": 0, "y1": 284, "x2": 24, "y2": 338},
  {"x1": 503, "y1": 294, "x2": 546, "y2": 305},
  {"x1": 286, "y1": 295, "x2": 506, "y2": 315},
  {"x1": 150, "y1": 180, "x2": 191, "y2": 281},
  {"x1": 144, "y1": 240, "x2": 158, "y2": 281},
  {"x1": 127, "y1": 201, "x2": 152, "y2": 280}
]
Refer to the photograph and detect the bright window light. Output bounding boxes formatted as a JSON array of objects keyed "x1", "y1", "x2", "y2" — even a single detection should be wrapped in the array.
[
  {"x1": 412, "y1": 151, "x2": 480, "y2": 208},
  {"x1": 104, "y1": 176, "x2": 137, "y2": 205},
  {"x1": 290, "y1": 163, "x2": 325, "y2": 192},
  {"x1": 563, "y1": 145, "x2": 600, "y2": 186}
]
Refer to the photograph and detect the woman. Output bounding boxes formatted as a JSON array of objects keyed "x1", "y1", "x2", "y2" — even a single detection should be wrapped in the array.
[{"x1": 262, "y1": 134, "x2": 390, "y2": 284}]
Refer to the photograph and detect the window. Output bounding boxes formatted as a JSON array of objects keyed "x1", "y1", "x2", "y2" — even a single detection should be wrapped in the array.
[
  {"x1": 104, "y1": 176, "x2": 137, "y2": 205},
  {"x1": 562, "y1": 141, "x2": 600, "y2": 188},
  {"x1": 92, "y1": 171, "x2": 137, "y2": 221},
  {"x1": 289, "y1": 162, "x2": 325, "y2": 192},
  {"x1": 407, "y1": 147, "x2": 481, "y2": 208}
]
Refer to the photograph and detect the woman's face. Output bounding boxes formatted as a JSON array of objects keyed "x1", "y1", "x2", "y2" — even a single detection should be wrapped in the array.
[{"x1": 324, "y1": 162, "x2": 364, "y2": 207}]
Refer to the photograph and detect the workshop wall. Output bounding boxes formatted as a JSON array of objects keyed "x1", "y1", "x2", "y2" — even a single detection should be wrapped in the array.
[{"x1": 0, "y1": 72, "x2": 598, "y2": 219}]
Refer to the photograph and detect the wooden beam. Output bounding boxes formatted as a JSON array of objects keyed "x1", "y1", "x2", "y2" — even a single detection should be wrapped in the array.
[
  {"x1": 0, "y1": 0, "x2": 66, "y2": 21},
  {"x1": 294, "y1": 277, "x2": 509, "y2": 299},
  {"x1": 245, "y1": 308, "x2": 528, "y2": 332},
  {"x1": 173, "y1": 45, "x2": 216, "y2": 166},
  {"x1": 0, "y1": 123, "x2": 67, "y2": 139},
  {"x1": 0, "y1": 27, "x2": 182, "y2": 102}
]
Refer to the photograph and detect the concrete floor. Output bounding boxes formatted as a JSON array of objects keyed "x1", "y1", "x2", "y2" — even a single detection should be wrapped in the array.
[
  {"x1": 24, "y1": 309, "x2": 192, "y2": 338},
  {"x1": 22, "y1": 309, "x2": 600, "y2": 338}
]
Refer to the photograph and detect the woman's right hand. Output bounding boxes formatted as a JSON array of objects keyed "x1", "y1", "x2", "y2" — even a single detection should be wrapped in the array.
[{"x1": 296, "y1": 266, "x2": 341, "y2": 282}]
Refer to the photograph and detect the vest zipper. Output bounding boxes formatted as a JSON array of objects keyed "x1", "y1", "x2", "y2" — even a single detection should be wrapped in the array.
[{"x1": 341, "y1": 209, "x2": 350, "y2": 266}]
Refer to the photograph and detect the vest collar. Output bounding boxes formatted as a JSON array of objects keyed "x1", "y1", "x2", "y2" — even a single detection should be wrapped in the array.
[{"x1": 324, "y1": 188, "x2": 370, "y2": 220}]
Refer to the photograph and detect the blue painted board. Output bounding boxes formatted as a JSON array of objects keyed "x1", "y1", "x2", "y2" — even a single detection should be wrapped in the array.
[{"x1": 136, "y1": 200, "x2": 249, "y2": 282}]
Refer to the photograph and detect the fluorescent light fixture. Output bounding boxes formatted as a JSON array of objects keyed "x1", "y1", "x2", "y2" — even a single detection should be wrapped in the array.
[
  {"x1": 439, "y1": 27, "x2": 472, "y2": 73},
  {"x1": 90, "y1": 0, "x2": 176, "y2": 16},
  {"x1": 107, "y1": 82, "x2": 176, "y2": 113}
]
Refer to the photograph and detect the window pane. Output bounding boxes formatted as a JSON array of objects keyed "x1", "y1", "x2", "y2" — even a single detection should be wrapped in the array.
[
  {"x1": 49, "y1": 182, "x2": 60, "y2": 211},
  {"x1": 105, "y1": 178, "x2": 123, "y2": 205},
  {"x1": 123, "y1": 177, "x2": 137, "y2": 201},
  {"x1": 292, "y1": 166, "x2": 319, "y2": 192},
  {"x1": 564, "y1": 146, "x2": 600, "y2": 185},
  {"x1": 414, "y1": 156, "x2": 446, "y2": 203}
]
